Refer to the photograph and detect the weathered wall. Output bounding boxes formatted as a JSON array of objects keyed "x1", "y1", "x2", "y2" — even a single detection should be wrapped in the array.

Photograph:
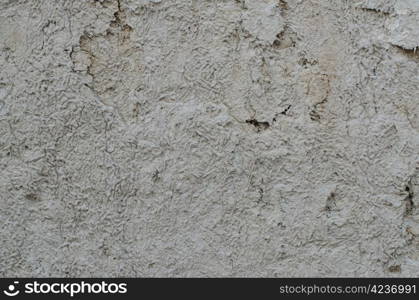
[{"x1": 0, "y1": 0, "x2": 418, "y2": 277}]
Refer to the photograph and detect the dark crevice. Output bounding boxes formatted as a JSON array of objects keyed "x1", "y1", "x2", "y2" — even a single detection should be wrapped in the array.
[
  {"x1": 404, "y1": 181, "x2": 415, "y2": 217},
  {"x1": 391, "y1": 44, "x2": 419, "y2": 59},
  {"x1": 246, "y1": 119, "x2": 270, "y2": 131},
  {"x1": 273, "y1": 105, "x2": 291, "y2": 122},
  {"x1": 110, "y1": 0, "x2": 132, "y2": 33},
  {"x1": 152, "y1": 169, "x2": 160, "y2": 182},
  {"x1": 280, "y1": 105, "x2": 291, "y2": 116},
  {"x1": 359, "y1": 7, "x2": 391, "y2": 16},
  {"x1": 309, "y1": 110, "x2": 321, "y2": 121}
]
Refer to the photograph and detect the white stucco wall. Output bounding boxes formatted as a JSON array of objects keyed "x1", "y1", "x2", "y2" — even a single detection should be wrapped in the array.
[{"x1": 0, "y1": 0, "x2": 418, "y2": 277}]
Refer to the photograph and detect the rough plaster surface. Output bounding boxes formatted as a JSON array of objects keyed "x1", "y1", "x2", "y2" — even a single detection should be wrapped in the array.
[{"x1": 0, "y1": 0, "x2": 419, "y2": 277}]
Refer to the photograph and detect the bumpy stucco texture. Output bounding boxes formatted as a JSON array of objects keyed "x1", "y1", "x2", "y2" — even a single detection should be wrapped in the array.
[{"x1": 0, "y1": 0, "x2": 419, "y2": 277}]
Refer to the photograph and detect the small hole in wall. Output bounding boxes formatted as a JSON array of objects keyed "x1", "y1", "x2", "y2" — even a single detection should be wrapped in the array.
[
  {"x1": 25, "y1": 193, "x2": 40, "y2": 201},
  {"x1": 388, "y1": 265, "x2": 401, "y2": 273}
]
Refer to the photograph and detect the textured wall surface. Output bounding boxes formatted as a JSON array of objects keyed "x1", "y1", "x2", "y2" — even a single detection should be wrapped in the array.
[{"x1": 1, "y1": 0, "x2": 419, "y2": 277}]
